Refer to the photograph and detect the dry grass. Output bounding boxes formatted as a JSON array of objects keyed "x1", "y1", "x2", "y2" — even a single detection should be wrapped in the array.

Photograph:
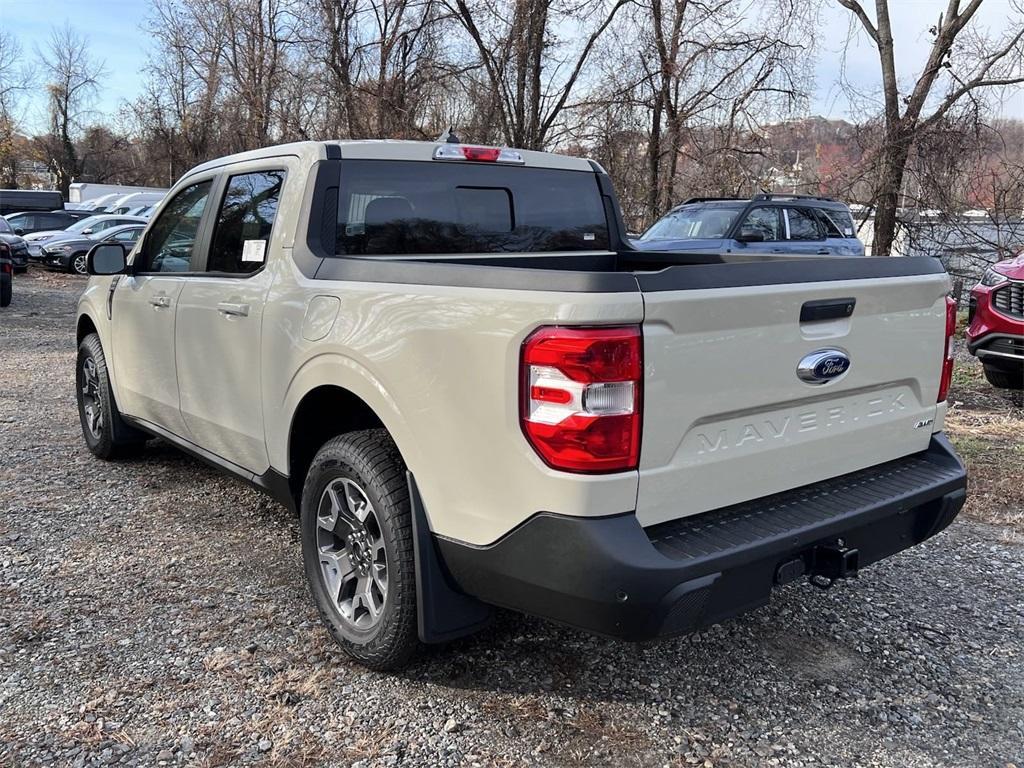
[{"x1": 945, "y1": 354, "x2": 1024, "y2": 534}]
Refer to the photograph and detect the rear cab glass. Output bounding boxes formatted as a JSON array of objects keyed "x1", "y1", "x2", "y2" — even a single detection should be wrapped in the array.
[{"x1": 334, "y1": 160, "x2": 609, "y2": 256}]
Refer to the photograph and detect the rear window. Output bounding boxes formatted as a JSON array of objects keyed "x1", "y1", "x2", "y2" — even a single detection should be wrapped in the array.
[
  {"x1": 335, "y1": 160, "x2": 609, "y2": 255},
  {"x1": 817, "y1": 207, "x2": 857, "y2": 238}
]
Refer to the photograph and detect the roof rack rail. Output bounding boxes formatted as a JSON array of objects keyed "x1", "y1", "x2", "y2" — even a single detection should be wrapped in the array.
[
  {"x1": 752, "y1": 192, "x2": 837, "y2": 202},
  {"x1": 680, "y1": 197, "x2": 745, "y2": 204}
]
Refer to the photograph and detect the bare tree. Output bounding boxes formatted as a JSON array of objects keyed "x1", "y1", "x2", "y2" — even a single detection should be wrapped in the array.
[
  {"x1": 835, "y1": 0, "x2": 1024, "y2": 255},
  {"x1": 573, "y1": 0, "x2": 815, "y2": 224},
  {"x1": 0, "y1": 31, "x2": 34, "y2": 187},
  {"x1": 33, "y1": 24, "x2": 106, "y2": 196},
  {"x1": 447, "y1": 0, "x2": 631, "y2": 150}
]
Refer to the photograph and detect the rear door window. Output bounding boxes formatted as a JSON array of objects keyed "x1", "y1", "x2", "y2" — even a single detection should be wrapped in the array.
[
  {"x1": 207, "y1": 171, "x2": 285, "y2": 274},
  {"x1": 335, "y1": 160, "x2": 609, "y2": 255},
  {"x1": 737, "y1": 207, "x2": 782, "y2": 241},
  {"x1": 205, "y1": 173, "x2": 284, "y2": 274},
  {"x1": 40, "y1": 213, "x2": 69, "y2": 230},
  {"x1": 785, "y1": 208, "x2": 824, "y2": 241}
]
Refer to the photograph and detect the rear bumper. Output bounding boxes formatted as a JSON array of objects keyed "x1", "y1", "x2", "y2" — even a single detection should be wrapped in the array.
[{"x1": 437, "y1": 435, "x2": 967, "y2": 640}]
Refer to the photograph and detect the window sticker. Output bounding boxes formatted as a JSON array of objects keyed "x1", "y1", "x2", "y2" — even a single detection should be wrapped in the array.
[{"x1": 242, "y1": 239, "x2": 266, "y2": 263}]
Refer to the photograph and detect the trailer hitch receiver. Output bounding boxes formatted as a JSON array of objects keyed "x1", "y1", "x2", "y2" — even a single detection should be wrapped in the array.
[{"x1": 809, "y1": 543, "x2": 860, "y2": 590}]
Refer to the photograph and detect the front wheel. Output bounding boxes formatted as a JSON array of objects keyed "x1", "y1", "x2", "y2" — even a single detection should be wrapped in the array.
[
  {"x1": 71, "y1": 251, "x2": 88, "y2": 275},
  {"x1": 76, "y1": 334, "x2": 148, "y2": 458},
  {"x1": 0, "y1": 273, "x2": 10, "y2": 307},
  {"x1": 300, "y1": 430, "x2": 421, "y2": 670},
  {"x1": 983, "y1": 364, "x2": 1023, "y2": 390}
]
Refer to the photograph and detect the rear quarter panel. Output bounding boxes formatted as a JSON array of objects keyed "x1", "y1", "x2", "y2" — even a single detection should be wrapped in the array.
[{"x1": 264, "y1": 254, "x2": 644, "y2": 545}]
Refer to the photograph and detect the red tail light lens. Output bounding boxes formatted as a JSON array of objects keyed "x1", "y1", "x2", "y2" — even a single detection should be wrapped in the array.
[
  {"x1": 938, "y1": 296, "x2": 957, "y2": 402},
  {"x1": 461, "y1": 146, "x2": 501, "y2": 162},
  {"x1": 520, "y1": 325, "x2": 642, "y2": 473}
]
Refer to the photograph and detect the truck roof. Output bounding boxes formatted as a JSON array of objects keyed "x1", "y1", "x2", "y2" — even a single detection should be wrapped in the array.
[{"x1": 183, "y1": 140, "x2": 596, "y2": 180}]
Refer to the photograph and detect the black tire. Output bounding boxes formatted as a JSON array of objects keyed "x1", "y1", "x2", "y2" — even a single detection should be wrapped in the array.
[
  {"x1": 76, "y1": 333, "x2": 148, "y2": 458},
  {"x1": 70, "y1": 251, "x2": 88, "y2": 275},
  {"x1": 983, "y1": 364, "x2": 1023, "y2": 390},
  {"x1": 14, "y1": 266, "x2": 26, "y2": 274},
  {"x1": 0, "y1": 274, "x2": 10, "y2": 307},
  {"x1": 300, "y1": 430, "x2": 421, "y2": 670}
]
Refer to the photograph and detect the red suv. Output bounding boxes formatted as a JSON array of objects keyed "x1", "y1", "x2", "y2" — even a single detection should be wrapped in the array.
[{"x1": 966, "y1": 253, "x2": 1024, "y2": 389}]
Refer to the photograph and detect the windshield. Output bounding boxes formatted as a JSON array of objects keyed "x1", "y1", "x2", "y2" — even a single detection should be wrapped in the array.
[
  {"x1": 65, "y1": 216, "x2": 108, "y2": 234},
  {"x1": 641, "y1": 207, "x2": 741, "y2": 240},
  {"x1": 0, "y1": 216, "x2": 10, "y2": 234}
]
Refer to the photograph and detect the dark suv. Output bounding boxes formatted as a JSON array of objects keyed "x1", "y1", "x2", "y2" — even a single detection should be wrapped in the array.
[
  {"x1": 3, "y1": 209, "x2": 92, "y2": 236},
  {"x1": 633, "y1": 193, "x2": 865, "y2": 258}
]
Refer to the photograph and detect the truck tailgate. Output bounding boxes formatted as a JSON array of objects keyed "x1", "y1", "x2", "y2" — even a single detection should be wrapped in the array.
[{"x1": 636, "y1": 257, "x2": 951, "y2": 528}]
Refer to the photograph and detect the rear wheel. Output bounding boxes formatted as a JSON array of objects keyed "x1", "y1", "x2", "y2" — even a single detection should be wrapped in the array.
[
  {"x1": 983, "y1": 364, "x2": 1023, "y2": 390},
  {"x1": 300, "y1": 430, "x2": 421, "y2": 670},
  {"x1": 76, "y1": 333, "x2": 147, "y2": 458},
  {"x1": 0, "y1": 273, "x2": 10, "y2": 307}
]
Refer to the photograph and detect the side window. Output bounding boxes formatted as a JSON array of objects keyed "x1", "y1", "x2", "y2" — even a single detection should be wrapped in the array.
[
  {"x1": 786, "y1": 208, "x2": 823, "y2": 240},
  {"x1": 207, "y1": 171, "x2": 285, "y2": 274},
  {"x1": 41, "y1": 214, "x2": 68, "y2": 229},
  {"x1": 112, "y1": 228, "x2": 141, "y2": 243},
  {"x1": 818, "y1": 208, "x2": 856, "y2": 238},
  {"x1": 140, "y1": 181, "x2": 212, "y2": 273},
  {"x1": 738, "y1": 207, "x2": 781, "y2": 241}
]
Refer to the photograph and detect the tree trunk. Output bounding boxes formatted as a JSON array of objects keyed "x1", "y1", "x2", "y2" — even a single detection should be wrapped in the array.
[
  {"x1": 871, "y1": 139, "x2": 910, "y2": 256},
  {"x1": 647, "y1": 99, "x2": 662, "y2": 222}
]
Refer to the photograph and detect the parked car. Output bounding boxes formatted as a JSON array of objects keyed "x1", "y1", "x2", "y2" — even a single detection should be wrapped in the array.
[
  {"x1": 966, "y1": 253, "x2": 1024, "y2": 389},
  {"x1": 633, "y1": 193, "x2": 866, "y2": 259},
  {"x1": 0, "y1": 215, "x2": 31, "y2": 273},
  {"x1": 41, "y1": 223, "x2": 145, "y2": 274},
  {"x1": 4, "y1": 209, "x2": 92, "y2": 237},
  {"x1": 76, "y1": 140, "x2": 965, "y2": 670},
  {"x1": 0, "y1": 189, "x2": 64, "y2": 217},
  {"x1": 25, "y1": 215, "x2": 147, "y2": 260},
  {"x1": 106, "y1": 192, "x2": 165, "y2": 215},
  {"x1": 0, "y1": 240, "x2": 12, "y2": 306}
]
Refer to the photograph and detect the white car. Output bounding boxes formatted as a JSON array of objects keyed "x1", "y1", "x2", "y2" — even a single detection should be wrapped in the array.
[{"x1": 75, "y1": 139, "x2": 967, "y2": 670}]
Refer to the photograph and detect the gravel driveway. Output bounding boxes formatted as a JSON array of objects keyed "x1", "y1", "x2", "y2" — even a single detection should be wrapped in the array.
[{"x1": 2, "y1": 271, "x2": 1022, "y2": 768}]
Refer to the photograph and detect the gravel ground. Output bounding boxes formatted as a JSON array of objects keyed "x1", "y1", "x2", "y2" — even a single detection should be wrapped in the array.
[{"x1": 2, "y1": 270, "x2": 1022, "y2": 768}]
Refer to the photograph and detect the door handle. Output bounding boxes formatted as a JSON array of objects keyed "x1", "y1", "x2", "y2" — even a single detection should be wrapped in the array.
[
  {"x1": 217, "y1": 302, "x2": 250, "y2": 317},
  {"x1": 149, "y1": 295, "x2": 171, "y2": 308},
  {"x1": 816, "y1": 248, "x2": 830, "y2": 255}
]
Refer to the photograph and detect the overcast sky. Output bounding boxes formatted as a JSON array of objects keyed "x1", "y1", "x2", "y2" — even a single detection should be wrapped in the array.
[{"x1": 2, "y1": 0, "x2": 1022, "y2": 134}]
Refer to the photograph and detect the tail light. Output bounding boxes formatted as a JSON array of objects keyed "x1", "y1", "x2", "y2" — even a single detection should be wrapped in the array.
[
  {"x1": 520, "y1": 325, "x2": 642, "y2": 473},
  {"x1": 937, "y1": 296, "x2": 957, "y2": 402}
]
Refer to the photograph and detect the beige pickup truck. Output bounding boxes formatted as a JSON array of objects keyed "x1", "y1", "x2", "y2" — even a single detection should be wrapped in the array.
[{"x1": 76, "y1": 140, "x2": 967, "y2": 669}]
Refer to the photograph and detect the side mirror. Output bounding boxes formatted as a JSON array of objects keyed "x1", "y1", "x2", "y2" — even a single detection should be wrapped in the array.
[
  {"x1": 87, "y1": 243, "x2": 129, "y2": 276},
  {"x1": 14, "y1": 228, "x2": 24, "y2": 236},
  {"x1": 81, "y1": 228, "x2": 94, "y2": 235},
  {"x1": 736, "y1": 228, "x2": 765, "y2": 243}
]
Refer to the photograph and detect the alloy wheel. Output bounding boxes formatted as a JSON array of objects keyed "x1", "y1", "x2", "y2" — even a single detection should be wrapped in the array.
[
  {"x1": 316, "y1": 477, "x2": 389, "y2": 630},
  {"x1": 73, "y1": 253, "x2": 88, "y2": 275},
  {"x1": 80, "y1": 357, "x2": 103, "y2": 438}
]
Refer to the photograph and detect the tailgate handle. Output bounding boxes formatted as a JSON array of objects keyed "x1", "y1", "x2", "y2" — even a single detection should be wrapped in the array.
[{"x1": 800, "y1": 297, "x2": 856, "y2": 323}]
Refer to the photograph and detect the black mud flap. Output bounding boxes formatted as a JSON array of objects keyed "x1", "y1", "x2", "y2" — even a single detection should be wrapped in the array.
[{"x1": 408, "y1": 472, "x2": 492, "y2": 644}]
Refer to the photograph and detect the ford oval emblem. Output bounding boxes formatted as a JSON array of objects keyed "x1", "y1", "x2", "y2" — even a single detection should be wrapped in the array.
[{"x1": 797, "y1": 349, "x2": 851, "y2": 385}]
